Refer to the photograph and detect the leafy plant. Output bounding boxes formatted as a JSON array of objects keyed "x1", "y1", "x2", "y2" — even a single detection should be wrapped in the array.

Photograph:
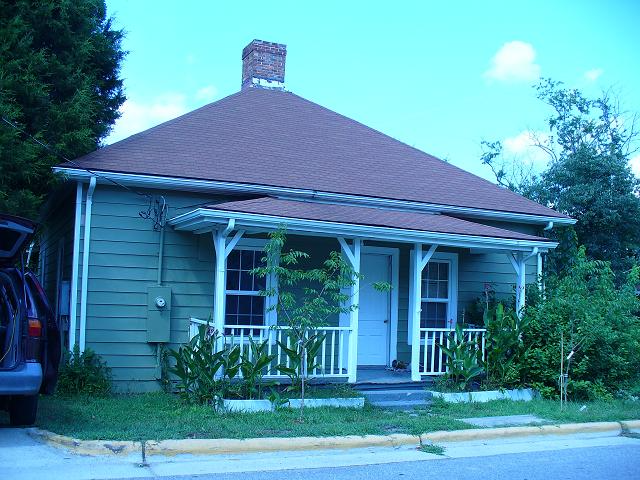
[
  {"x1": 437, "y1": 323, "x2": 485, "y2": 392},
  {"x1": 167, "y1": 324, "x2": 229, "y2": 406},
  {"x1": 238, "y1": 337, "x2": 277, "y2": 400},
  {"x1": 56, "y1": 345, "x2": 111, "y2": 397},
  {"x1": 276, "y1": 332, "x2": 326, "y2": 393},
  {"x1": 483, "y1": 303, "x2": 529, "y2": 388}
]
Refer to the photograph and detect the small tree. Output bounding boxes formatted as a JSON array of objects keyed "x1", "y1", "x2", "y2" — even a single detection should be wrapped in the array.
[{"x1": 253, "y1": 229, "x2": 387, "y2": 421}]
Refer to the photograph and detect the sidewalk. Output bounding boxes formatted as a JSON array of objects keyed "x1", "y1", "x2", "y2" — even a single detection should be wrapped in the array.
[{"x1": 2, "y1": 423, "x2": 640, "y2": 480}]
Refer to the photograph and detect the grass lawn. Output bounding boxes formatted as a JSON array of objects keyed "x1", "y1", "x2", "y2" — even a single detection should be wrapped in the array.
[{"x1": 11, "y1": 392, "x2": 636, "y2": 441}]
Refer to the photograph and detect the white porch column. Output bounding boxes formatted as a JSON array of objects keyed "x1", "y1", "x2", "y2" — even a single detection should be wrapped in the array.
[
  {"x1": 338, "y1": 237, "x2": 361, "y2": 383},
  {"x1": 507, "y1": 248, "x2": 538, "y2": 318},
  {"x1": 410, "y1": 243, "x2": 437, "y2": 382},
  {"x1": 212, "y1": 221, "x2": 244, "y2": 352}
]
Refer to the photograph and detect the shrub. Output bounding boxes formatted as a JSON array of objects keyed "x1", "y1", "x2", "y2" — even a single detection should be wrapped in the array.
[
  {"x1": 483, "y1": 303, "x2": 529, "y2": 389},
  {"x1": 521, "y1": 249, "x2": 640, "y2": 399},
  {"x1": 167, "y1": 323, "x2": 239, "y2": 407},
  {"x1": 56, "y1": 345, "x2": 112, "y2": 396}
]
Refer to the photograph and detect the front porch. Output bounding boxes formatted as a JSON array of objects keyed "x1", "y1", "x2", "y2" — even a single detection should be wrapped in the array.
[
  {"x1": 189, "y1": 317, "x2": 487, "y2": 382},
  {"x1": 172, "y1": 197, "x2": 555, "y2": 383}
]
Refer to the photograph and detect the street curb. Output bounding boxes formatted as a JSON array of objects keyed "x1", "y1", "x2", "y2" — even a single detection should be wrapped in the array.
[
  {"x1": 620, "y1": 420, "x2": 640, "y2": 434},
  {"x1": 27, "y1": 428, "x2": 139, "y2": 456},
  {"x1": 27, "y1": 420, "x2": 637, "y2": 457},
  {"x1": 421, "y1": 421, "x2": 622, "y2": 444}
]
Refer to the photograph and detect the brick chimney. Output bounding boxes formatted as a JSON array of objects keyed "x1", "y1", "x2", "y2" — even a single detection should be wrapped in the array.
[{"x1": 241, "y1": 39, "x2": 287, "y2": 91}]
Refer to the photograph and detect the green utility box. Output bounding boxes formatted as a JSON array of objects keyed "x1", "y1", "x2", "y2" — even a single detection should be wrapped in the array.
[{"x1": 146, "y1": 286, "x2": 172, "y2": 343}]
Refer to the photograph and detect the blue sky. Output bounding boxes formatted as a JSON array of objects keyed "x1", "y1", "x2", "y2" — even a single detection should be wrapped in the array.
[{"x1": 105, "y1": 0, "x2": 640, "y2": 180}]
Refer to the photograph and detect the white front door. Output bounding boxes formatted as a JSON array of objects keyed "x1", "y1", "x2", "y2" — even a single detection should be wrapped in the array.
[{"x1": 357, "y1": 252, "x2": 391, "y2": 366}]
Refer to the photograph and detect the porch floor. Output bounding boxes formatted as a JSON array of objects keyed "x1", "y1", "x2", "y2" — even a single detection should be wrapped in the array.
[{"x1": 354, "y1": 367, "x2": 434, "y2": 387}]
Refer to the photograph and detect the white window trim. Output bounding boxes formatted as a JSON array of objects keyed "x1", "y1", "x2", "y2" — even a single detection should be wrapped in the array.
[
  {"x1": 224, "y1": 239, "x2": 277, "y2": 329},
  {"x1": 408, "y1": 251, "x2": 458, "y2": 345}
]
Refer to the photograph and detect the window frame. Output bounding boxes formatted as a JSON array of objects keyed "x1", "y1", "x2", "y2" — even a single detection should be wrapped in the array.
[
  {"x1": 420, "y1": 259, "x2": 454, "y2": 329},
  {"x1": 408, "y1": 250, "x2": 458, "y2": 344},
  {"x1": 223, "y1": 239, "x2": 277, "y2": 332}
]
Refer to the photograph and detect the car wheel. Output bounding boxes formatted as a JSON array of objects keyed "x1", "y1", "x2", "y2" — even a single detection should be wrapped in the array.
[{"x1": 9, "y1": 395, "x2": 38, "y2": 426}]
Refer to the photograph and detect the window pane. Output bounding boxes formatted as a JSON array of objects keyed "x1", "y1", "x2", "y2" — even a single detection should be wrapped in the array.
[
  {"x1": 240, "y1": 270, "x2": 253, "y2": 291},
  {"x1": 254, "y1": 273, "x2": 266, "y2": 291},
  {"x1": 427, "y1": 264, "x2": 438, "y2": 280},
  {"x1": 240, "y1": 250, "x2": 254, "y2": 270},
  {"x1": 226, "y1": 295, "x2": 239, "y2": 314},
  {"x1": 227, "y1": 250, "x2": 240, "y2": 269},
  {"x1": 428, "y1": 280, "x2": 438, "y2": 298},
  {"x1": 420, "y1": 301, "x2": 447, "y2": 328},
  {"x1": 251, "y1": 296, "x2": 264, "y2": 315},
  {"x1": 439, "y1": 262, "x2": 449, "y2": 280},
  {"x1": 437, "y1": 281, "x2": 448, "y2": 299},
  {"x1": 226, "y1": 270, "x2": 240, "y2": 290},
  {"x1": 238, "y1": 296, "x2": 252, "y2": 314},
  {"x1": 238, "y1": 315, "x2": 251, "y2": 325}
]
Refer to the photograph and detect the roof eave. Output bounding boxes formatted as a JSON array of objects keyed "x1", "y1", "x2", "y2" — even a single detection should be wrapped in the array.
[
  {"x1": 54, "y1": 167, "x2": 576, "y2": 227},
  {"x1": 168, "y1": 208, "x2": 558, "y2": 252}
]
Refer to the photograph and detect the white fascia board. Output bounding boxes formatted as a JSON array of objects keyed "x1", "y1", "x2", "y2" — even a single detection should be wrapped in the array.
[
  {"x1": 168, "y1": 208, "x2": 558, "y2": 252},
  {"x1": 54, "y1": 167, "x2": 576, "y2": 226}
]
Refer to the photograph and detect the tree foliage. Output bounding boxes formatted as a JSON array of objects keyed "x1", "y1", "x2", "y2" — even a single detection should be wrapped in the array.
[
  {"x1": 482, "y1": 79, "x2": 640, "y2": 277},
  {"x1": 521, "y1": 250, "x2": 640, "y2": 399},
  {"x1": 0, "y1": 0, "x2": 126, "y2": 217}
]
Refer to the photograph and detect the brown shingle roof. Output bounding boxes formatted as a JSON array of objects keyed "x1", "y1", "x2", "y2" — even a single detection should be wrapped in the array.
[
  {"x1": 205, "y1": 197, "x2": 552, "y2": 242},
  {"x1": 63, "y1": 88, "x2": 568, "y2": 219}
]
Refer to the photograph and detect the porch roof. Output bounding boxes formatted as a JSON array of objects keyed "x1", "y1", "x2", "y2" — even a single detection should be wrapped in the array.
[{"x1": 169, "y1": 197, "x2": 556, "y2": 251}]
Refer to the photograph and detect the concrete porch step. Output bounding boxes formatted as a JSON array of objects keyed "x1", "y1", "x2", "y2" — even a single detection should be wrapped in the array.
[
  {"x1": 359, "y1": 389, "x2": 432, "y2": 403},
  {"x1": 367, "y1": 399, "x2": 430, "y2": 410}
]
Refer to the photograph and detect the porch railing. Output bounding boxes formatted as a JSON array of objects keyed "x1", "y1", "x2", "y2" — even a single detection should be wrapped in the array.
[
  {"x1": 189, "y1": 317, "x2": 352, "y2": 378},
  {"x1": 418, "y1": 327, "x2": 486, "y2": 376}
]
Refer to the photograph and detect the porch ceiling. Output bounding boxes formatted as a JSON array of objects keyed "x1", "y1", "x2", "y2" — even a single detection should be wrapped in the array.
[{"x1": 168, "y1": 197, "x2": 557, "y2": 251}]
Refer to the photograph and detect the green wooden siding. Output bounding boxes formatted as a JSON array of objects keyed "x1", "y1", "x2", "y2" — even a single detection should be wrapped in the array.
[{"x1": 45, "y1": 183, "x2": 546, "y2": 392}]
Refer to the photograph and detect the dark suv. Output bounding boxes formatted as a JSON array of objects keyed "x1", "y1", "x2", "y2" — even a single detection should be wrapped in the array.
[{"x1": 0, "y1": 214, "x2": 61, "y2": 425}]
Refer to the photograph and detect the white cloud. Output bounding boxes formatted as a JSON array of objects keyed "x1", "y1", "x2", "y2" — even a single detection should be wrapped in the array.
[
  {"x1": 503, "y1": 130, "x2": 550, "y2": 166},
  {"x1": 195, "y1": 85, "x2": 218, "y2": 102},
  {"x1": 484, "y1": 41, "x2": 541, "y2": 83},
  {"x1": 584, "y1": 68, "x2": 603, "y2": 82},
  {"x1": 630, "y1": 154, "x2": 640, "y2": 178},
  {"x1": 106, "y1": 92, "x2": 188, "y2": 144}
]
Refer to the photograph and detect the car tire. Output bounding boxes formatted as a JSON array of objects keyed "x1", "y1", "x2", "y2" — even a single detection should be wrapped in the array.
[{"x1": 9, "y1": 394, "x2": 38, "y2": 426}]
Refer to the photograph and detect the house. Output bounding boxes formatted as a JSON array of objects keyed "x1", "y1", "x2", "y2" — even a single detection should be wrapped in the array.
[{"x1": 40, "y1": 40, "x2": 574, "y2": 392}]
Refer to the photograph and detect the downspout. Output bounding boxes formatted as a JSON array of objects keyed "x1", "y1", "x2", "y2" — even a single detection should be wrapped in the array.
[
  {"x1": 68, "y1": 182, "x2": 83, "y2": 349},
  {"x1": 79, "y1": 176, "x2": 96, "y2": 353},
  {"x1": 541, "y1": 222, "x2": 553, "y2": 293}
]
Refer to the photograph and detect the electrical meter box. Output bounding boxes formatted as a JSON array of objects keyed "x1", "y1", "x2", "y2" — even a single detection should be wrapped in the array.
[{"x1": 146, "y1": 286, "x2": 172, "y2": 343}]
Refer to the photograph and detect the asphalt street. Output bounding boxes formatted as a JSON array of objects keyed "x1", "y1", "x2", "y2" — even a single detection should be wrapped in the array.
[{"x1": 176, "y1": 444, "x2": 640, "y2": 480}]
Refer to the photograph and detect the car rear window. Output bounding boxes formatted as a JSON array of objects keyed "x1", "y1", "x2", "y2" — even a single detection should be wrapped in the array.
[{"x1": 0, "y1": 230, "x2": 21, "y2": 252}]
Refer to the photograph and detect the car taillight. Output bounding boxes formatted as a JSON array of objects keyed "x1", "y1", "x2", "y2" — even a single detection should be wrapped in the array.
[{"x1": 28, "y1": 318, "x2": 42, "y2": 337}]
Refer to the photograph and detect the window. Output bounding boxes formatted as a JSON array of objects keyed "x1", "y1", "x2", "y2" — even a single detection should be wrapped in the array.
[
  {"x1": 420, "y1": 261, "x2": 451, "y2": 329},
  {"x1": 224, "y1": 248, "x2": 266, "y2": 332}
]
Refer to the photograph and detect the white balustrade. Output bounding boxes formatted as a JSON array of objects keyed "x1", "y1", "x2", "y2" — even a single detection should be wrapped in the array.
[
  {"x1": 418, "y1": 327, "x2": 486, "y2": 375},
  {"x1": 189, "y1": 318, "x2": 351, "y2": 378}
]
